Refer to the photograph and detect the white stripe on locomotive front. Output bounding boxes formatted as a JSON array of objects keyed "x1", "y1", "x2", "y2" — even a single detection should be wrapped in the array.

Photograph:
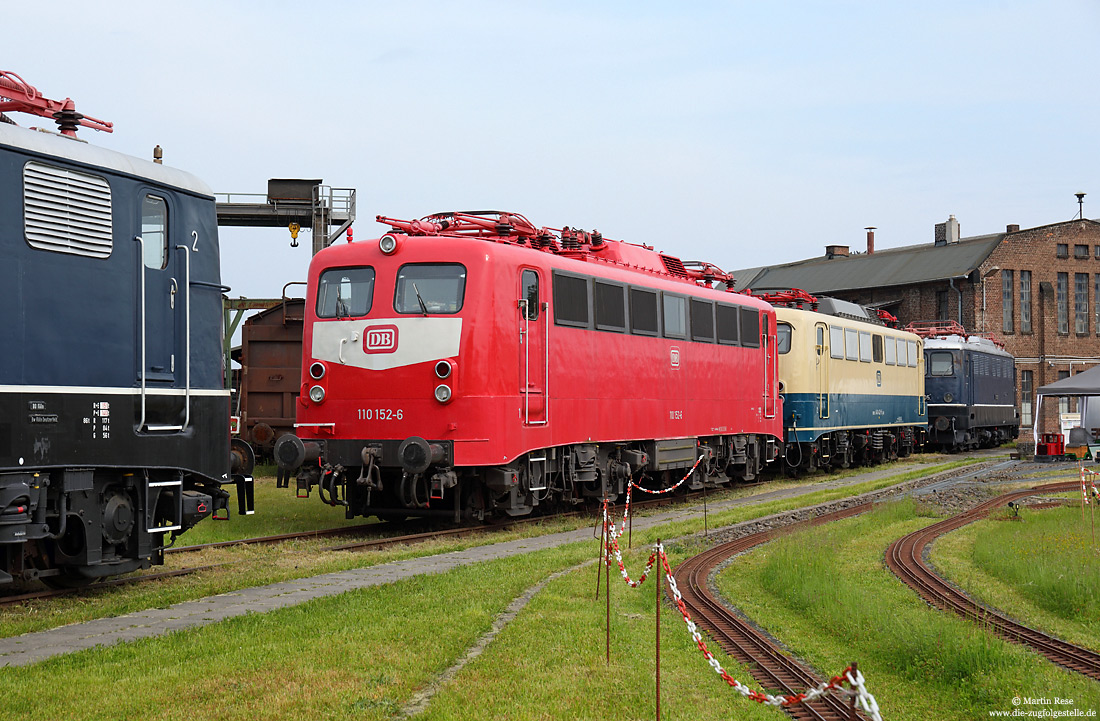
[{"x1": 311, "y1": 317, "x2": 462, "y2": 372}]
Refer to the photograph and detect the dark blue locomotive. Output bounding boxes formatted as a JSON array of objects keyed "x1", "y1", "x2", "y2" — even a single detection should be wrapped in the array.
[
  {"x1": 909, "y1": 322, "x2": 1020, "y2": 451},
  {"x1": 0, "y1": 78, "x2": 251, "y2": 586}
]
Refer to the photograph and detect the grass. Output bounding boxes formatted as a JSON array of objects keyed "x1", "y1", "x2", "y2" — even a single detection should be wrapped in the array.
[
  {"x1": 2, "y1": 541, "x2": 784, "y2": 721},
  {"x1": 931, "y1": 504, "x2": 1100, "y2": 651},
  {"x1": 714, "y1": 501, "x2": 1100, "y2": 720},
  {"x1": 0, "y1": 456, "x2": 986, "y2": 641}
]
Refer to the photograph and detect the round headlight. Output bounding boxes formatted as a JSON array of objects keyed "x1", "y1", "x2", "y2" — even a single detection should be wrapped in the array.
[
  {"x1": 379, "y1": 234, "x2": 399, "y2": 254},
  {"x1": 309, "y1": 362, "x2": 326, "y2": 380},
  {"x1": 309, "y1": 385, "x2": 326, "y2": 403},
  {"x1": 435, "y1": 360, "x2": 453, "y2": 379},
  {"x1": 943, "y1": 392, "x2": 954, "y2": 403},
  {"x1": 434, "y1": 384, "x2": 452, "y2": 403}
]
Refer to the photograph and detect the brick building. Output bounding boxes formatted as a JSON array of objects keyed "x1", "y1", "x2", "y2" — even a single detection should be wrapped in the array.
[{"x1": 734, "y1": 213, "x2": 1100, "y2": 442}]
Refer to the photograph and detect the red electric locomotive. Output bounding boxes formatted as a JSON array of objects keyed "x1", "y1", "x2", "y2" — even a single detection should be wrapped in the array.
[{"x1": 275, "y1": 211, "x2": 782, "y2": 521}]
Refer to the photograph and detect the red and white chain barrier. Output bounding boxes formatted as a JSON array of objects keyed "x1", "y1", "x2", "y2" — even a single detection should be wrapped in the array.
[
  {"x1": 598, "y1": 468, "x2": 883, "y2": 719},
  {"x1": 601, "y1": 455, "x2": 707, "y2": 587},
  {"x1": 657, "y1": 544, "x2": 883, "y2": 720},
  {"x1": 1080, "y1": 465, "x2": 1099, "y2": 503}
]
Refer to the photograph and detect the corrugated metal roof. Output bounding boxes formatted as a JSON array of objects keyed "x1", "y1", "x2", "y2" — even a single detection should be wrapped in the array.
[{"x1": 732, "y1": 233, "x2": 1004, "y2": 294}]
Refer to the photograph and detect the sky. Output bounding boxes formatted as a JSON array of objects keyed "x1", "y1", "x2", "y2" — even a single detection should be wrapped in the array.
[{"x1": 7, "y1": 1, "x2": 1100, "y2": 303}]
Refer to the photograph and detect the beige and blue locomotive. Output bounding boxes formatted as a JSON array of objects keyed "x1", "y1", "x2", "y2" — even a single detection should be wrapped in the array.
[{"x1": 769, "y1": 293, "x2": 927, "y2": 474}]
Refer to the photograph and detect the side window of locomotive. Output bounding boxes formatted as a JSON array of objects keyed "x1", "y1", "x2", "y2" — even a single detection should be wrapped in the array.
[
  {"x1": 844, "y1": 328, "x2": 859, "y2": 361},
  {"x1": 629, "y1": 287, "x2": 659, "y2": 336},
  {"x1": 885, "y1": 336, "x2": 896, "y2": 365},
  {"x1": 594, "y1": 281, "x2": 627, "y2": 332},
  {"x1": 929, "y1": 351, "x2": 953, "y2": 376},
  {"x1": 317, "y1": 267, "x2": 376, "y2": 318},
  {"x1": 690, "y1": 299, "x2": 715, "y2": 342},
  {"x1": 829, "y1": 326, "x2": 844, "y2": 359},
  {"x1": 896, "y1": 338, "x2": 907, "y2": 367},
  {"x1": 553, "y1": 271, "x2": 590, "y2": 328},
  {"x1": 858, "y1": 331, "x2": 872, "y2": 362},
  {"x1": 23, "y1": 161, "x2": 113, "y2": 258},
  {"x1": 662, "y1": 294, "x2": 687, "y2": 339},
  {"x1": 872, "y1": 334, "x2": 884, "y2": 363},
  {"x1": 521, "y1": 269, "x2": 539, "y2": 321},
  {"x1": 907, "y1": 340, "x2": 918, "y2": 367},
  {"x1": 776, "y1": 322, "x2": 792, "y2": 354},
  {"x1": 716, "y1": 303, "x2": 740, "y2": 345},
  {"x1": 740, "y1": 308, "x2": 760, "y2": 348},
  {"x1": 141, "y1": 195, "x2": 168, "y2": 269},
  {"x1": 395, "y1": 263, "x2": 466, "y2": 314}
]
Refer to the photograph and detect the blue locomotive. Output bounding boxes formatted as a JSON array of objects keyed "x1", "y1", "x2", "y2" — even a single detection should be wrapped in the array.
[
  {"x1": 908, "y1": 321, "x2": 1020, "y2": 451},
  {"x1": 0, "y1": 74, "x2": 251, "y2": 586}
]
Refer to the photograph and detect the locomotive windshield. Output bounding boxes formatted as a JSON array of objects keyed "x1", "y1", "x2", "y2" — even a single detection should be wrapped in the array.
[
  {"x1": 395, "y1": 263, "x2": 466, "y2": 314},
  {"x1": 317, "y1": 267, "x2": 376, "y2": 318},
  {"x1": 776, "y1": 322, "x2": 792, "y2": 353},
  {"x1": 929, "y1": 350, "x2": 954, "y2": 376}
]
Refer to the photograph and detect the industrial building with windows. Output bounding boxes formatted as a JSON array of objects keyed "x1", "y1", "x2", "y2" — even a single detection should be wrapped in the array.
[{"x1": 734, "y1": 202, "x2": 1100, "y2": 447}]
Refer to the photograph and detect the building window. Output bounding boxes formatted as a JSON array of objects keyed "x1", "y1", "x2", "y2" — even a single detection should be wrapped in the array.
[
  {"x1": 1020, "y1": 270, "x2": 1032, "y2": 334},
  {"x1": 1096, "y1": 274, "x2": 1100, "y2": 334},
  {"x1": 1058, "y1": 370, "x2": 1070, "y2": 415},
  {"x1": 1057, "y1": 272, "x2": 1069, "y2": 334},
  {"x1": 1057, "y1": 243, "x2": 1069, "y2": 258},
  {"x1": 936, "y1": 290, "x2": 948, "y2": 321},
  {"x1": 1020, "y1": 370, "x2": 1033, "y2": 426},
  {"x1": 1076, "y1": 273, "x2": 1089, "y2": 334},
  {"x1": 1076, "y1": 244, "x2": 1090, "y2": 259},
  {"x1": 1001, "y1": 270, "x2": 1014, "y2": 333},
  {"x1": 1095, "y1": 245, "x2": 1100, "y2": 259}
]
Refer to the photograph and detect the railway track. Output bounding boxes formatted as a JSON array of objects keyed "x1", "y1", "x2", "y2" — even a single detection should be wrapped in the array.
[
  {"x1": 885, "y1": 480, "x2": 1100, "y2": 680},
  {"x1": 671, "y1": 503, "x2": 875, "y2": 720}
]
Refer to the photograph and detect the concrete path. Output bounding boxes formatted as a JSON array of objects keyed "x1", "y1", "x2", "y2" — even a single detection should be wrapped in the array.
[{"x1": 0, "y1": 457, "x2": 1000, "y2": 668}]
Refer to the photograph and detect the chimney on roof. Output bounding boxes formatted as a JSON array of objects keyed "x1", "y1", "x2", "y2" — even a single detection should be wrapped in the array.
[
  {"x1": 825, "y1": 244, "x2": 850, "y2": 259},
  {"x1": 865, "y1": 227, "x2": 876, "y2": 255},
  {"x1": 1006, "y1": 224, "x2": 1019, "y2": 233},
  {"x1": 934, "y1": 215, "x2": 960, "y2": 246}
]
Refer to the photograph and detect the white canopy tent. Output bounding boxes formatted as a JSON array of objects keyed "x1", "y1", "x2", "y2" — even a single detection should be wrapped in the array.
[{"x1": 1033, "y1": 364, "x2": 1100, "y2": 445}]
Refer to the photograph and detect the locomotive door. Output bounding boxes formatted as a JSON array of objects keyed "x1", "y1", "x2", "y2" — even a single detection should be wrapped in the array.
[
  {"x1": 815, "y1": 322, "x2": 830, "y2": 418},
  {"x1": 519, "y1": 269, "x2": 548, "y2": 425},
  {"x1": 134, "y1": 193, "x2": 184, "y2": 431},
  {"x1": 762, "y1": 313, "x2": 776, "y2": 418}
]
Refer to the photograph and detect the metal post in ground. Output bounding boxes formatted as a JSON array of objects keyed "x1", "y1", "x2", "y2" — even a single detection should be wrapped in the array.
[
  {"x1": 655, "y1": 539, "x2": 662, "y2": 721},
  {"x1": 596, "y1": 500, "x2": 606, "y2": 600},
  {"x1": 848, "y1": 661, "x2": 858, "y2": 720},
  {"x1": 606, "y1": 520, "x2": 611, "y2": 666},
  {"x1": 702, "y1": 474, "x2": 709, "y2": 537}
]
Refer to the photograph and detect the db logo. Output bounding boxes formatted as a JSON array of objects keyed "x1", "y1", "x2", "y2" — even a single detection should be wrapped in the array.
[
  {"x1": 670, "y1": 347, "x2": 680, "y2": 369},
  {"x1": 364, "y1": 325, "x2": 399, "y2": 354}
]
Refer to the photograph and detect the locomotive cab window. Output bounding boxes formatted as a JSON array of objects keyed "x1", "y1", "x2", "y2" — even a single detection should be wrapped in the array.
[
  {"x1": 776, "y1": 322, "x2": 792, "y2": 353},
  {"x1": 553, "y1": 272, "x2": 590, "y2": 327},
  {"x1": 521, "y1": 270, "x2": 539, "y2": 320},
  {"x1": 141, "y1": 195, "x2": 168, "y2": 270},
  {"x1": 594, "y1": 281, "x2": 626, "y2": 332},
  {"x1": 395, "y1": 263, "x2": 466, "y2": 314},
  {"x1": 662, "y1": 294, "x2": 687, "y2": 339},
  {"x1": 716, "y1": 303, "x2": 740, "y2": 345},
  {"x1": 929, "y1": 351, "x2": 954, "y2": 376},
  {"x1": 629, "y1": 287, "x2": 659, "y2": 336},
  {"x1": 690, "y1": 299, "x2": 715, "y2": 342},
  {"x1": 317, "y1": 267, "x2": 376, "y2": 318}
]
